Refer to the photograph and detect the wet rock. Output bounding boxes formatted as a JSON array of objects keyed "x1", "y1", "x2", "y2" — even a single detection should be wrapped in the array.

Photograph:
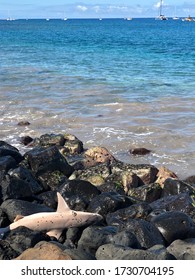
[
  {"x1": 61, "y1": 139, "x2": 84, "y2": 155},
  {"x1": 111, "y1": 162, "x2": 158, "y2": 186},
  {"x1": 25, "y1": 146, "x2": 74, "y2": 177},
  {"x1": 3, "y1": 227, "x2": 51, "y2": 255},
  {"x1": 0, "y1": 174, "x2": 33, "y2": 201},
  {"x1": 96, "y1": 244, "x2": 171, "y2": 260},
  {"x1": 184, "y1": 175, "x2": 195, "y2": 186},
  {"x1": 1, "y1": 199, "x2": 53, "y2": 223},
  {"x1": 70, "y1": 162, "x2": 111, "y2": 181},
  {"x1": 97, "y1": 182, "x2": 126, "y2": 195},
  {"x1": 38, "y1": 170, "x2": 67, "y2": 191},
  {"x1": 149, "y1": 193, "x2": 195, "y2": 215},
  {"x1": 129, "y1": 147, "x2": 151, "y2": 156},
  {"x1": 0, "y1": 240, "x2": 18, "y2": 260},
  {"x1": 0, "y1": 155, "x2": 17, "y2": 174},
  {"x1": 106, "y1": 202, "x2": 152, "y2": 226},
  {"x1": 17, "y1": 121, "x2": 30, "y2": 126},
  {"x1": 33, "y1": 133, "x2": 65, "y2": 147},
  {"x1": 36, "y1": 191, "x2": 58, "y2": 209},
  {"x1": 78, "y1": 226, "x2": 117, "y2": 255},
  {"x1": 0, "y1": 141, "x2": 23, "y2": 163},
  {"x1": 8, "y1": 166, "x2": 43, "y2": 194},
  {"x1": 151, "y1": 211, "x2": 195, "y2": 244},
  {"x1": 64, "y1": 227, "x2": 83, "y2": 248},
  {"x1": 64, "y1": 248, "x2": 95, "y2": 260},
  {"x1": 20, "y1": 136, "x2": 34, "y2": 146},
  {"x1": 0, "y1": 208, "x2": 9, "y2": 227},
  {"x1": 87, "y1": 192, "x2": 132, "y2": 217},
  {"x1": 118, "y1": 219, "x2": 165, "y2": 249},
  {"x1": 58, "y1": 179, "x2": 100, "y2": 210},
  {"x1": 108, "y1": 230, "x2": 140, "y2": 248},
  {"x1": 162, "y1": 178, "x2": 195, "y2": 196},
  {"x1": 84, "y1": 147, "x2": 116, "y2": 166},
  {"x1": 148, "y1": 244, "x2": 176, "y2": 260},
  {"x1": 121, "y1": 171, "x2": 139, "y2": 192},
  {"x1": 155, "y1": 166, "x2": 178, "y2": 187},
  {"x1": 128, "y1": 183, "x2": 162, "y2": 202},
  {"x1": 15, "y1": 241, "x2": 72, "y2": 260},
  {"x1": 167, "y1": 238, "x2": 195, "y2": 260}
]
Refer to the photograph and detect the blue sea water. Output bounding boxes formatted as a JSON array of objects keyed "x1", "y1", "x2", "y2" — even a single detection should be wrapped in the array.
[{"x1": 0, "y1": 18, "x2": 195, "y2": 177}]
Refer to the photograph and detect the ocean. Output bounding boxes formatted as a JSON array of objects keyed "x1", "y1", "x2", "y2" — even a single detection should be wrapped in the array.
[{"x1": 0, "y1": 18, "x2": 195, "y2": 178}]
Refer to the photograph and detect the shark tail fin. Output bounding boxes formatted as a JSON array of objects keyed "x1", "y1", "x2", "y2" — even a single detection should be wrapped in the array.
[{"x1": 0, "y1": 227, "x2": 9, "y2": 238}]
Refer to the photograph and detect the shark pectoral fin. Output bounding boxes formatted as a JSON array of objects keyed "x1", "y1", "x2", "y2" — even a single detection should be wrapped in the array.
[
  {"x1": 14, "y1": 215, "x2": 24, "y2": 222},
  {"x1": 46, "y1": 229, "x2": 63, "y2": 240},
  {"x1": 56, "y1": 192, "x2": 71, "y2": 213}
]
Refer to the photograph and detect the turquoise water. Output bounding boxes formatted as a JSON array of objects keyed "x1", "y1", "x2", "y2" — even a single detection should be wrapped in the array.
[{"x1": 0, "y1": 18, "x2": 195, "y2": 177}]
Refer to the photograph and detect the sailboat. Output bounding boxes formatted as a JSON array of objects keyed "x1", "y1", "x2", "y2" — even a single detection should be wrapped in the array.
[{"x1": 155, "y1": 0, "x2": 168, "y2": 20}]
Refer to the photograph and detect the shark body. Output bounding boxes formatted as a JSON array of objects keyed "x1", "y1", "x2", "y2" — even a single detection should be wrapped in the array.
[{"x1": 0, "y1": 192, "x2": 102, "y2": 239}]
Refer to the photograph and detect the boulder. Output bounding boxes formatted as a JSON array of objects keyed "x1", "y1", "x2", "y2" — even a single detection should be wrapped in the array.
[
  {"x1": 1, "y1": 199, "x2": 53, "y2": 222},
  {"x1": 0, "y1": 141, "x2": 23, "y2": 163},
  {"x1": 58, "y1": 179, "x2": 100, "y2": 210},
  {"x1": 106, "y1": 202, "x2": 152, "y2": 226},
  {"x1": 128, "y1": 183, "x2": 162, "y2": 202},
  {"x1": 8, "y1": 166, "x2": 43, "y2": 194},
  {"x1": 96, "y1": 244, "x2": 172, "y2": 260},
  {"x1": 2, "y1": 227, "x2": 51, "y2": 255},
  {"x1": 87, "y1": 192, "x2": 133, "y2": 217},
  {"x1": 151, "y1": 211, "x2": 195, "y2": 244},
  {"x1": 111, "y1": 162, "x2": 158, "y2": 186},
  {"x1": 155, "y1": 166, "x2": 178, "y2": 187},
  {"x1": 118, "y1": 219, "x2": 165, "y2": 249},
  {"x1": 78, "y1": 226, "x2": 117, "y2": 255},
  {"x1": 15, "y1": 241, "x2": 72, "y2": 260},
  {"x1": 84, "y1": 146, "x2": 116, "y2": 165},
  {"x1": 24, "y1": 146, "x2": 74, "y2": 177},
  {"x1": 167, "y1": 238, "x2": 195, "y2": 260},
  {"x1": 149, "y1": 193, "x2": 195, "y2": 215}
]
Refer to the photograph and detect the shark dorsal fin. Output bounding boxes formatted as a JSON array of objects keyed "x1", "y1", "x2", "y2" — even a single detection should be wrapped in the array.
[{"x1": 56, "y1": 192, "x2": 71, "y2": 213}]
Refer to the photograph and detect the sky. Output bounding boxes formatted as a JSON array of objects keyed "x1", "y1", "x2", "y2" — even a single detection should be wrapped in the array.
[{"x1": 1, "y1": 1, "x2": 195, "y2": 19}]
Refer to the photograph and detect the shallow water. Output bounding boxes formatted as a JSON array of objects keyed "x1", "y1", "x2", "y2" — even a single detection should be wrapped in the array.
[{"x1": 0, "y1": 18, "x2": 195, "y2": 178}]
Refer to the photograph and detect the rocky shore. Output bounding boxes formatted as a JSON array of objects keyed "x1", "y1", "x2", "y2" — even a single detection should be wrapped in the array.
[{"x1": 1, "y1": 132, "x2": 195, "y2": 260}]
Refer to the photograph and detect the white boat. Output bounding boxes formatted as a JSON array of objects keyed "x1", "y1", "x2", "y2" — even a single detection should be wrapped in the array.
[
  {"x1": 155, "y1": 0, "x2": 168, "y2": 20},
  {"x1": 182, "y1": 15, "x2": 194, "y2": 22}
]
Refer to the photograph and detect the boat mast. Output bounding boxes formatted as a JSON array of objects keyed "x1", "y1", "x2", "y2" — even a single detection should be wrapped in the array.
[{"x1": 160, "y1": 0, "x2": 163, "y2": 16}]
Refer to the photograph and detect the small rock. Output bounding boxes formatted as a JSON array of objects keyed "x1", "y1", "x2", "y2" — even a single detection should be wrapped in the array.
[
  {"x1": 0, "y1": 141, "x2": 23, "y2": 163},
  {"x1": 17, "y1": 121, "x2": 30, "y2": 126},
  {"x1": 20, "y1": 136, "x2": 33, "y2": 146},
  {"x1": 129, "y1": 147, "x2": 151, "y2": 156}
]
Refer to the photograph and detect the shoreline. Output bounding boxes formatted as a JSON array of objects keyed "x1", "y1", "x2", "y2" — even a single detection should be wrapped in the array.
[{"x1": 1, "y1": 132, "x2": 195, "y2": 260}]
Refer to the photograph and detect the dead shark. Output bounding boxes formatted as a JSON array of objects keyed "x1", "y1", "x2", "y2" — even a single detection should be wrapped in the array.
[{"x1": 0, "y1": 192, "x2": 103, "y2": 240}]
